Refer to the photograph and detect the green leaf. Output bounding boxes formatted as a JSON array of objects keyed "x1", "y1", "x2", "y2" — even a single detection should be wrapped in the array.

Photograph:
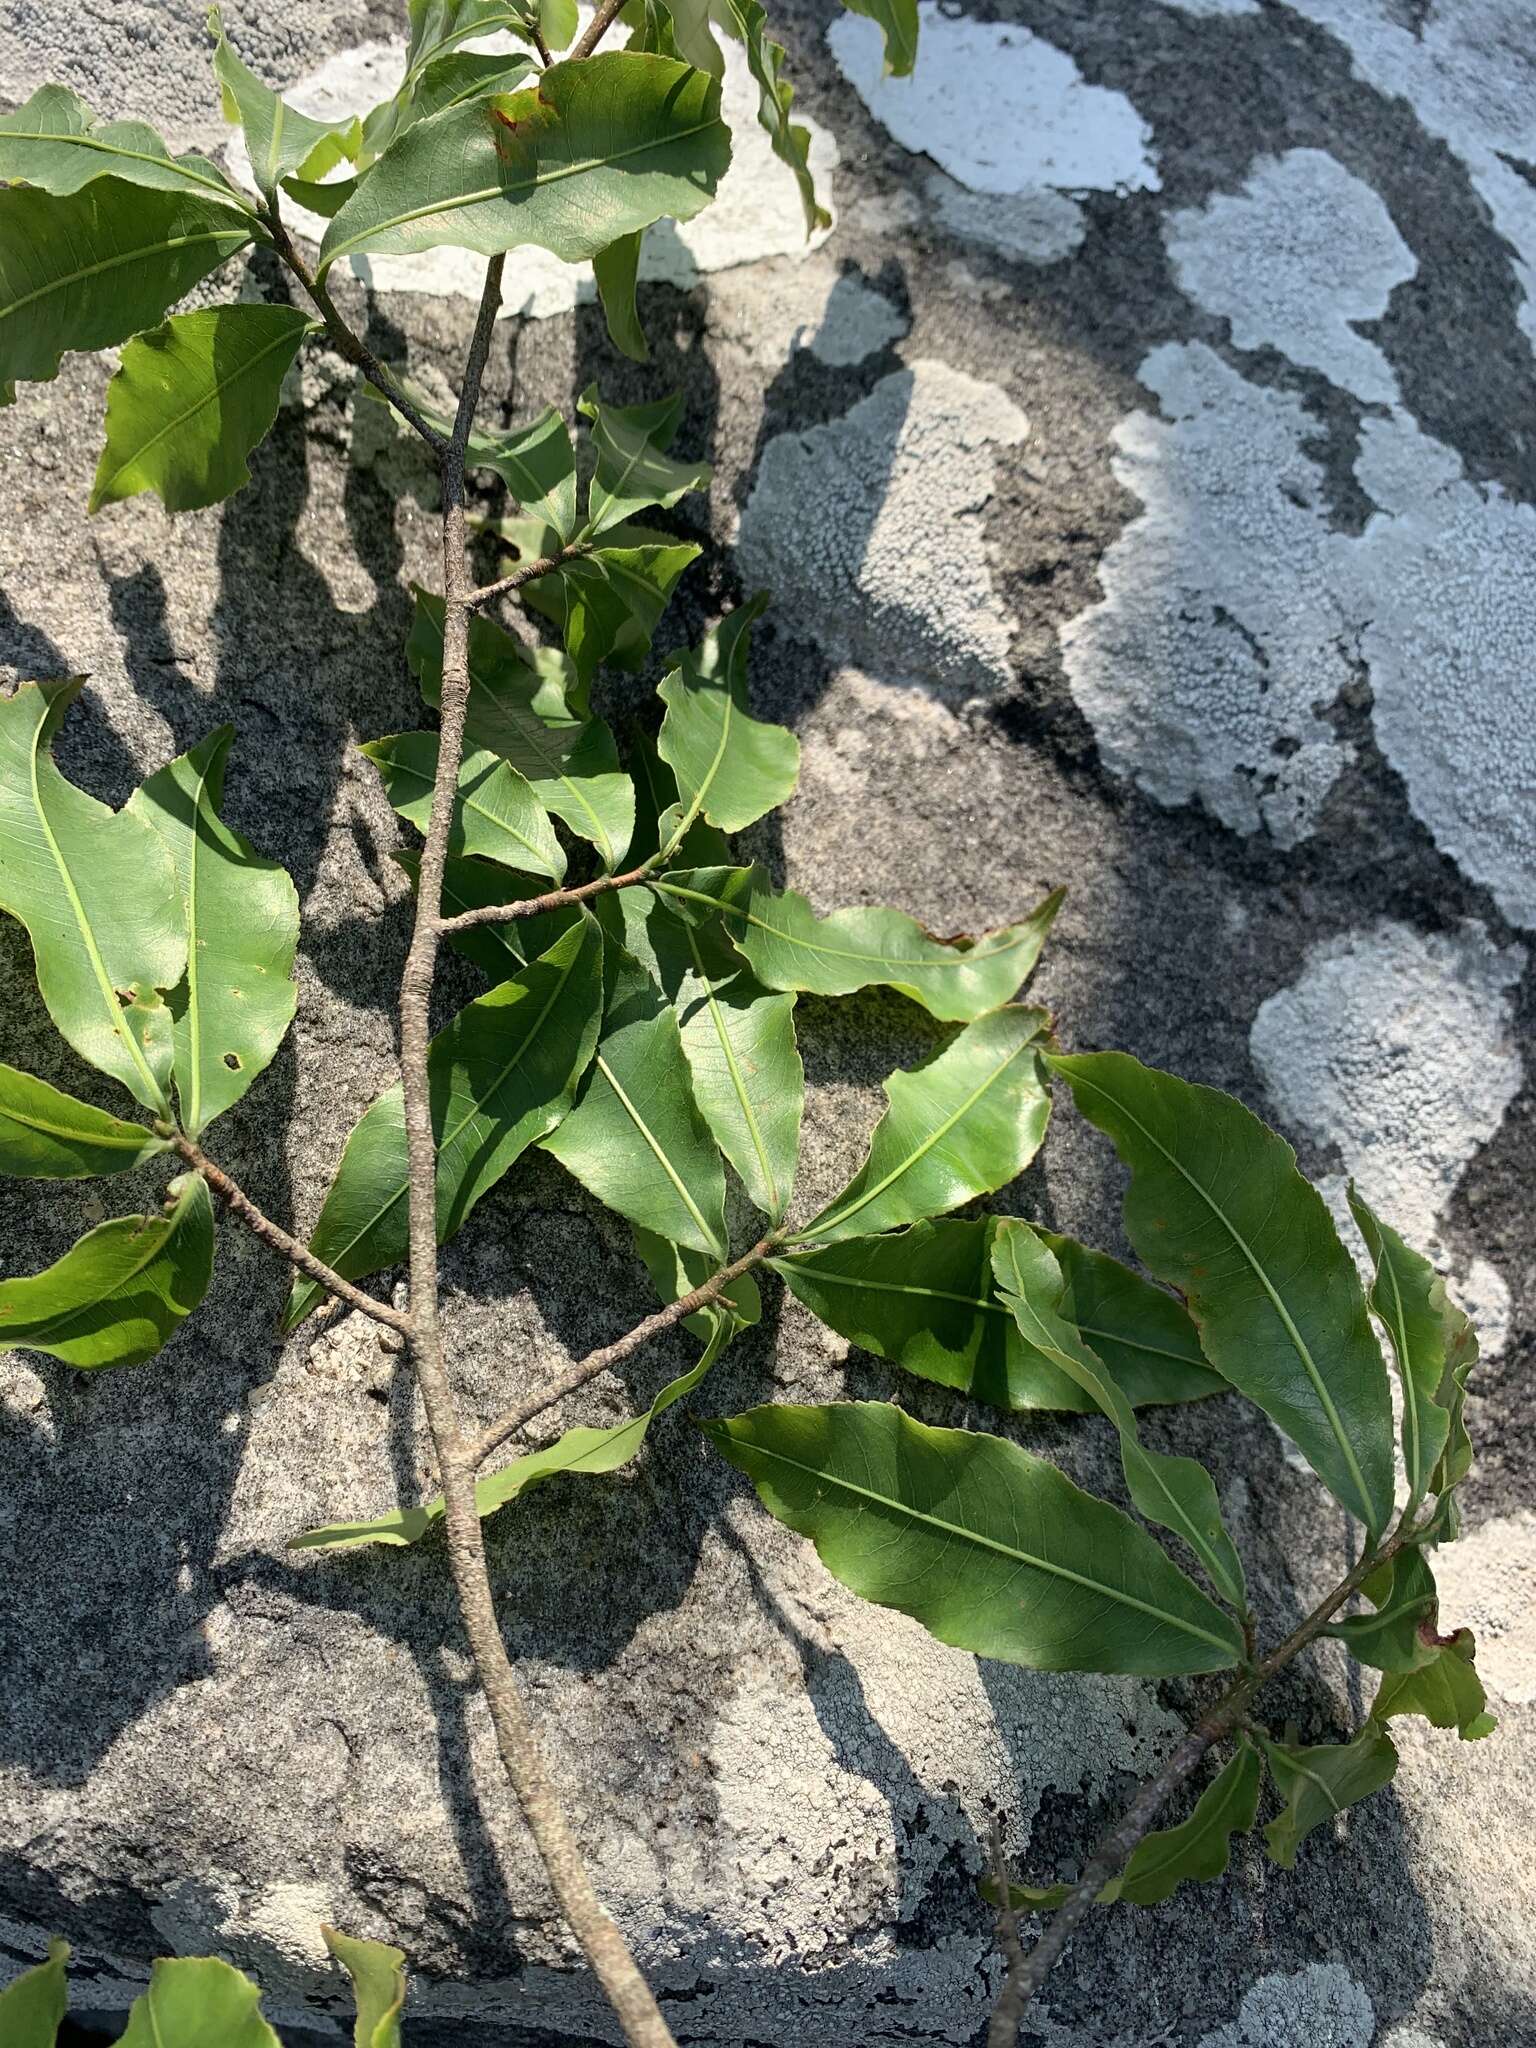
[
  {"x1": 1345, "y1": 1186, "x2": 1453, "y2": 1511},
  {"x1": 408, "y1": 592, "x2": 632, "y2": 868},
  {"x1": 285, "y1": 917, "x2": 602, "y2": 1327},
  {"x1": 398, "y1": 48, "x2": 539, "y2": 128},
  {"x1": 1259, "y1": 1724, "x2": 1399, "y2": 1869},
  {"x1": 996, "y1": 1737, "x2": 1262, "y2": 1911},
  {"x1": 1372, "y1": 1630, "x2": 1496, "y2": 1740},
  {"x1": 279, "y1": 170, "x2": 358, "y2": 216},
  {"x1": 1041, "y1": 1231, "x2": 1225, "y2": 1409},
  {"x1": 542, "y1": 953, "x2": 727, "y2": 1256},
  {"x1": 0, "y1": 84, "x2": 254, "y2": 210},
  {"x1": 788, "y1": 1005, "x2": 1050, "y2": 1245},
  {"x1": 0, "y1": 1063, "x2": 167, "y2": 1179},
  {"x1": 209, "y1": 6, "x2": 361, "y2": 195},
  {"x1": 363, "y1": 731, "x2": 567, "y2": 882},
  {"x1": 776, "y1": 1218, "x2": 1082, "y2": 1411},
  {"x1": 714, "y1": 0, "x2": 830, "y2": 232},
  {"x1": 1428, "y1": 1281, "x2": 1479, "y2": 1513},
  {"x1": 672, "y1": 914, "x2": 802, "y2": 1221},
  {"x1": 90, "y1": 304, "x2": 314, "y2": 515},
  {"x1": 653, "y1": 867, "x2": 1063, "y2": 1023},
  {"x1": 398, "y1": 850, "x2": 580, "y2": 981},
  {"x1": 510, "y1": 530, "x2": 700, "y2": 690},
  {"x1": 661, "y1": 0, "x2": 724, "y2": 74},
  {"x1": 126, "y1": 728, "x2": 299, "y2": 1138},
  {"x1": 0, "y1": 180, "x2": 252, "y2": 393},
  {"x1": 707, "y1": 1400, "x2": 1245, "y2": 1673},
  {"x1": 540, "y1": 0, "x2": 580, "y2": 50},
  {"x1": 0, "y1": 1172, "x2": 214, "y2": 1369},
  {"x1": 1323, "y1": 1548, "x2": 1440, "y2": 1671},
  {"x1": 403, "y1": 0, "x2": 542, "y2": 82},
  {"x1": 656, "y1": 597, "x2": 799, "y2": 840},
  {"x1": 116, "y1": 1957, "x2": 281, "y2": 2048},
  {"x1": 577, "y1": 383, "x2": 712, "y2": 538},
  {"x1": 322, "y1": 1926, "x2": 406, "y2": 2048},
  {"x1": 773, "y1": 1220, "x2": 1223, "y2": 1415},
  {"x1": 1048, "y1": 1051, "x2": 1395, "y2": 1541},
  {"x1": 594, "y1": 231, "x2": 649, "y2": 361},
  {"x1": 0, "y1": 1937, "x2": 69, "y2": 2047},
  {"x1": 628, "y1": 728, "x2": 730, "y2": 869},
  {"x1": 320, "y1": 54, "x2": 731, "y2": 275},
  {"x1": 992, "y1": 1220, "x2": 1247, "y2": 1611},
  {"x1": 838, "y1": 0, "x2": 919, "y2": 76},
  {"x1": 362, "y1": 382, "x2": 579, "y2": 538},
  {"x1": 0, "y1": 678, "x2": 185, "y2": 1113}
]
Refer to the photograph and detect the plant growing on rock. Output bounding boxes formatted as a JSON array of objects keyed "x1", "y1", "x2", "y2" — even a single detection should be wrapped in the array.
[{"x1": 0, "y1": 3, "x2": 1495, "y2": 2043}]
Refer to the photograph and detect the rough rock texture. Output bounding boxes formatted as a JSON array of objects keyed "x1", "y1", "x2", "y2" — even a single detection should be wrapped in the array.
[{"x1": 1, "y1": 2, "x2": 1535, "y2": 2046}]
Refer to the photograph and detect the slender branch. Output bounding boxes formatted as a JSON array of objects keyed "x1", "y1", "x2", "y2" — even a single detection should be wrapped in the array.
[
  {"x1": 987, "y1": 1825, "x2": 1031, "y2": 2048},
  {"x1": 471, "y1": 1235, "x2": 778, "y2": 1468},
  {"x1": 467, "y1": 541, "x2": 591, "y2": 610},
  {"x1": 168, "y1": 1134, "x2": 409, "y2": 1333},
  {"x1": 262, "y1": 200, "x2": 447, "y2": 455},
  {"x1": 569, "y1": 0, "x2": 628, "y2": 61},
  {"x1": 394, "y1": 256, "x2": 680, "y2": 2048},
  {"x1": 438, "y1": 859, "x2": 654, "y2": 935},
  {"x1": 989, "y1": 1520, "x2": 1415, "y2": 2039}
]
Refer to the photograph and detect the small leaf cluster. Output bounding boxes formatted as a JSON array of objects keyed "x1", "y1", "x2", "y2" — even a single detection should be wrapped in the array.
[
  {"x1": 0, "y1": 1927, "x2": 405, "y2": 2048},
  {"x1": 0, "y1": 0, "x2": 917, "y2": 498}
]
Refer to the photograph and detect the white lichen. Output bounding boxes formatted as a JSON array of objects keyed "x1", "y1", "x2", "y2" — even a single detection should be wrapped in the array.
[
  {"x1": 1060, "y1": 341, "x2": 1357, "y2": 843},
  {"x1": 1197, "y1": 1965, "x2": 1375, "y2": 2048},
  {"x1": 736, "y1": 359, "x2": 1028, "y2": 696},
  {"x1": 1249, "y1": 918, "x2": 1523, "y2": 1351},
  {"x1": 1165, "y1": 149, "x2": 1415, "y2": 402}
]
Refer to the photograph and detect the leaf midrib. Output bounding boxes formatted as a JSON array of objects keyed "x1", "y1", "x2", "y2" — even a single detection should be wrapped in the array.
[
  {"x1": 27, "y1": 718, "x2": 164, "y2": 1110},
  {"x1": 0, "y1": 1096, "x2": 152, "y2": 1151},
  {"x1": 594, "y1": 1048, "x2": 722, "y2": 1254},
  {"x1": 3, "y1": 1212, "x2": 175, "y2": 1345},
  {"x1": 653, "y1": 879, "x2": 1037, "y2": 977},
  {"x1": 684, "y1": 922, "x2": 779, "y2": 1215},
  {"x1": 5, "y1": 125, "x2": 254, "y2": 209},
  {"x1": 798, "y1": 1032, "x2": 1038, "y2": 1241},
  {"x1": 0, "y1": 224, "x2": 249, "y2": 323},
  {"x1": 1065, "y1": 1066, "x2": 1377, "y2": 1531},
  {"x1": 94, "y1": 319, "x2": 309, "y2": 502},
  {"x1": 732, "y1": 1434, "x2": 1238, "y2": 1657},
  {"x1": 323, "y1": 111, "x2": 722, "y2": 267}
]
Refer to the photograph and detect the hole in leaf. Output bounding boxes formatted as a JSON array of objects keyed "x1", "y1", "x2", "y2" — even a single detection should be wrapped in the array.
[{"x1": 223, "y1": 1051, "x2": 243, "y2": 1071}]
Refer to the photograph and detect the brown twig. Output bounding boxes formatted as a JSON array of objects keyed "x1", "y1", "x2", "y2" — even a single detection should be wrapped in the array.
[
  {"x1": 569, "y1": 0, "x2": 628, "y2": 61},
  {"x1": 467, "y1": 542, "x2": 591, "y2": 610},
  {"x1": 262, "y1": 201, "x2": 447, "y2": 456},
  {"x1": 392, "y1": 255, "x2": 680, "y2": 2048},
  {"x1": 437, "y1": 859, "x2": 654, "y2": 935},
  {"x1": 168, "y1": 1134, "x2": 409, "y2": 1333},
  {"x1": 986, "y1": 1824, "x2": 1031, "y2": 2048},
  {"x1": 471, "y1": 1235, "x2": 778, "y2": 1468},
  {"x1": 990, "y1": 1519, "x2": 1415, "y2": 2037}
]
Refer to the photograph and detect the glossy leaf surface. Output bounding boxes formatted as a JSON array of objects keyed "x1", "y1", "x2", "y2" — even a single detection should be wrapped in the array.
[
  {"x1": 542, "y1": 956, "x2": 727, "y2": 1256},
  {"x1": 1347, "y1": 1185, "x2": 1455, "y2": 1513},
  {"x1": 0, "y1": 85, "x2": 252, "y2": 208},
  {"x1": 0, "y1": 181, "x2": 251, "y2": 392},
  {"x1": 593, "y1": 231, "x2": 648, "y2": 361},
  {"x1": 91, "y1": 304, "x2": 314, "y2": 514},
  {"x1": 0, "y1": 679, "x2": 184, "y2": 1113},
  {"x1": 320, "y1": 55, "x2": 730, "y2": 273},
  {"x1": 409, "y1": 593, "x2": 632, "y2": 867},
  {"x1": 992, "y1": 1221, "x2": 1246, "y2": 1611},
  {"x1": 0, "y1": 1936, "x2": 68, "y2": 2046},
  {"x1": 656, "y1": 597, "x2": 798, "y2": 838},
  {"x1": 792, "y1": 1006, "x2": 1050, "y2": 1245},
  {"x1": 1324, "y1": 1549, "x2": 1440, "y2": 1672},
  {"x1": 210, "y1": 7, "x2": 360, "y2": 193},
  {"x1": 654, "y1": 866, "x2": 1062, "y2": 1022},
  {"x1": 117, "y1": 1957, "x2": 280, "y2": 2048},
  {"x1": 1260, "y1": 1725, "x2": 1399, "y2": 1869},
  {"x1": 1042, "y1": 1231, "x2": 1224, "y2": 1408},
  {"x1": 363, "y1": 731, "x2": 567, "y2": 882},
  {"x1": 715, "y1": 0, "x2": 829, "y2": 231},
  {"x1": 286, "y1": 919, "x2": 602, "y2": 1326},
  {"x1": 577, "y1": 384, "x2": 711, "y2": 538},
  {"x1": 1049, "y1": 1051, "x2": 1395, "y2": 1540},
  {"x1": 0, "y1": 1173, "x2": 214, "y2": 1369},
  {"x1": 127, "y1": 727, "x2": 299, "y2": 1137},
  {"x1": 708, "y1": 1401, "x2": 1244, "y2": 1672},
  {"x1": 0, "y1": 1063, "x2": 167, "y2": 1179},
  {"x1": 322, "y1": 1926, "x2": 406, "y2": 2048},
  {"x1": 1372, "y1": 1630, "x2": 1496, "y2": 1741}
]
